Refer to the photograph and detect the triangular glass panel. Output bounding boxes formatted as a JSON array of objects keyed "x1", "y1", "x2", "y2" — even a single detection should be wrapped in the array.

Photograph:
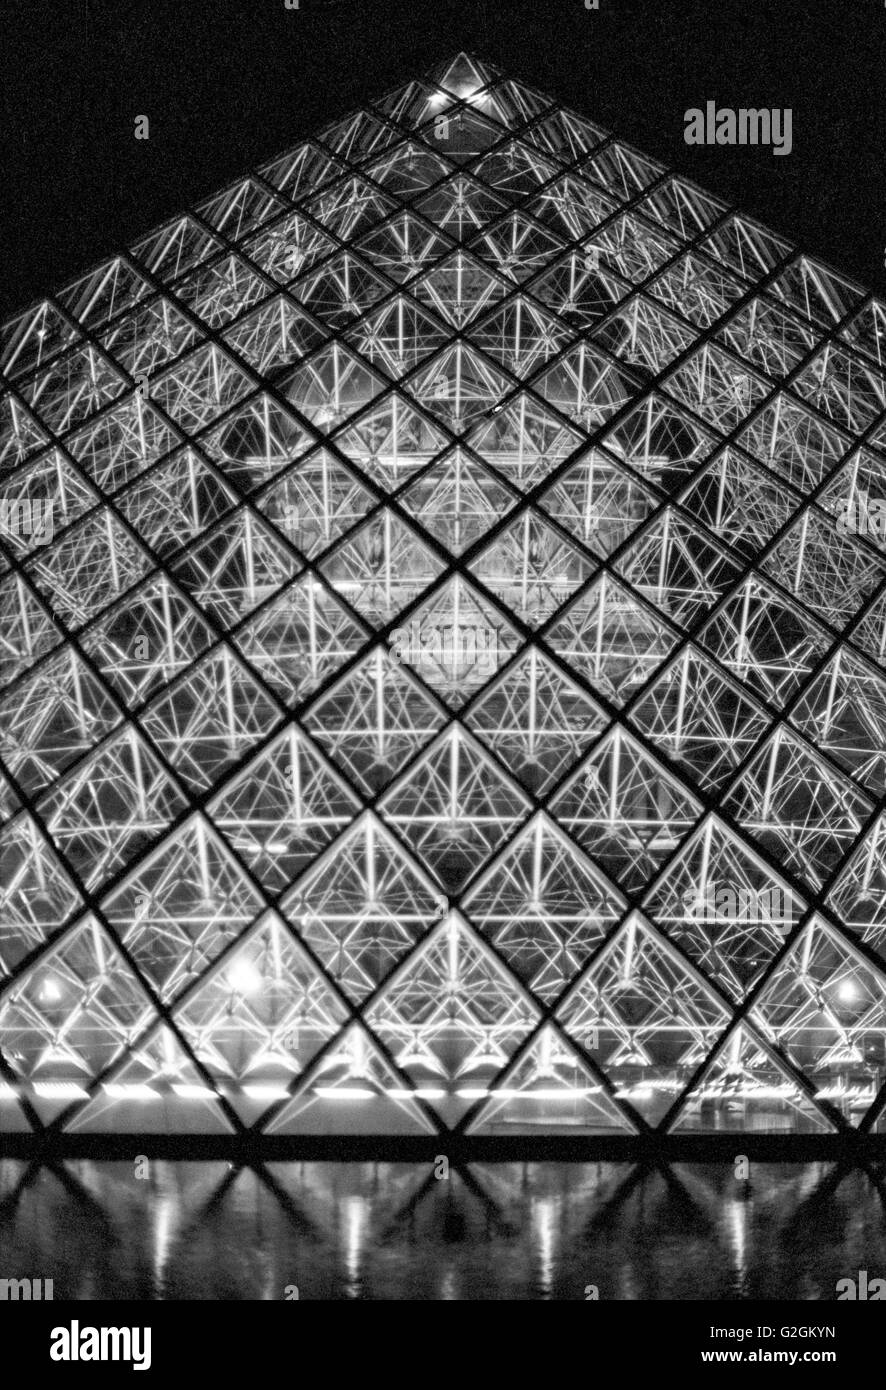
[
  {"x1": 465, "y1": 646, "x2": 609, "y2": 796},
  {"x1": 287, "y1": 251, "x2": 391, "y2": 330},
  {"x1": 101, "y1": 816, "x2": 263, "y2": 1002},
  {"x1": 407, "y1": 341, "x2": 513, "y2": 430},
  {"x1": 670, "y1": 1024, "x2": 834, "y2": 1134},
  {"x1": 630, "y1": 646, "x2": 773, "y2": 791},
  {"x1": 464, "y1": 391, "x2": 584, "y2": 490},
  {"x1": 556, "y1": 913, "x2": 731, "y2": 1127},
  {"x1": 614, "y1": 509, "x2": 742, "y2": 628},
  {"x1": 725, "y1": 727, "x2": 872, "y2": 890},
  {"x1": 0, "y1": 914, "x2": 155, "y2": 1122},
  {"x1": 466, "y1": 1024, "x2": 636, "y2": 1134},
  {"x1": 412, "y1": 252, "x2": 508, "y2": 328},
  {"x1": 318, "y1": 509, "x2": 446, "y2": 627},
  {"x1": 172, "y1": 910, "x2": 349, "y2": 1124},
  {"x1": 398, "y1": 446, "x2": 519, "y2": 555},
  {"x1": 538, "y1": 446, "x2": 658, "y2": 557},
  {"x1": 304, "y1": 646, "x2": 446, "y2": 794},
  {"x1": 549, "y1": 729, "x2": 702, "y2": 892},
  {"x1": 363, "y1": 141, "x2": 454, "y2": 197},
  {"x1": 413, "y1": 175, "x2": 509, "y2": 240},
  {"x1": 344, "y1": 294, "x2": 450, "y2": 379},
  {"x1": 469, "y1": 211, "x2": 567, "y2": 282},
  {"x1": 365, "y1": 912, "x2": 540, "y2": 1126},
  {"x1": 469, "y1": 509, "x2": 594, "y2": 628},
  {"x1": 642, "y1": 815, "x2": 805, "y2": 1000},
  {"x1": 207, "y1": 727, "x2": 359, "y2": 891},
  {"x1": 265, "y1": 1022, "x2": 435, "y2": 1135},
  {"x1": 828, "y1": 814, "x2": 886, "y2": 970},
  {"x1": 546, "y1": 573, "x2": 681, "y2": 703},
  {"x1": 278, "y1": 814, "x2": 446, "y2": 1003},
  {"x1": 379, "y1": 728, "x2": 530, "y2": 890},
  {"x1": 464, "y1": 812, "x2": 624, "y2": 1001},
  {"x1": 355, "y1": 212, "x2": 454, "y2": 283},
  {"x1": 0, "y1": 814, "x2": 83, "y2": 979},
  {"x1": 231, "y1": 572, "x2": 368, "y2": 702},
  {"x1": 251, "y1": 447, "x2": 375, "y2": 560},
  {"x1": 750, "y1": 916, "x2": 886, "y2": 1127},
  {"x1": 66, "y1": 1023, "x2": 236, "y2": 1134},
  {"x1": 332, "y1": 392, "x2": 448, "y2": 488},
  {"x1": 387, "y1": 575, "x2": 522, "y2": 707}
]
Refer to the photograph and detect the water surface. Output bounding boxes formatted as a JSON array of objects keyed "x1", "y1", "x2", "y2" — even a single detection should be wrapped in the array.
[{"x1": 1, "y1": 1160, "x2": 883, "y2": 1299}]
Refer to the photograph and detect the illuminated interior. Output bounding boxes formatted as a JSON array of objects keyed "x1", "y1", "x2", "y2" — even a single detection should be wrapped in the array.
[{"x1": 2, "y1": 52, "x2": 886, "y2": 1139}]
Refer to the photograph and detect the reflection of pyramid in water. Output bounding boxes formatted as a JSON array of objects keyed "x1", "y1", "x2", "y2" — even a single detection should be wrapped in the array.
[{"x1": 3, "y1": 51, "x2": 886, "y2": 1138}]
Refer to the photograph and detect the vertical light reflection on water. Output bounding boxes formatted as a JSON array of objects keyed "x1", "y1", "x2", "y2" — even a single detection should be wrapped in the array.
[
  {"x1": 533, "y1": 1195, "x2": 557, "y2": 1298},
  {"x1": 151, "y1": 1175, "x2": 175, "y2": 1300},
  {"x1": 256, "y1": 1251, "x2": 276, "y2": 1301},
  {"x1": 343, "y1": 1193, "x2": 367, "y2": 1298},
  {"x1": 726, "y1": 1191, "x2": 750, "y2": 1297},
  {"x1": 243, "y1": 1168, "x2": 276, "y2": 1301}
]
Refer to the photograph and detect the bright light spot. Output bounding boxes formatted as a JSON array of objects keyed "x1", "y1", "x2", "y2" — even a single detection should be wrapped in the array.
[
  {"x1": 837, "y1": 979, "x2": 860, "y2": 1004},
  {"x1": 38, "y1": 978, "x2": 62, "y2": 1003},
  {"x1": 396, "y1": 1052, "x2": 437, "y2": 1068},
  {"x1": 315, "y1": 1086, "x2": 375, "y2": 1100},
  {"x1": 172, "y1": 1084, "x2": 216, "y2": 1099},
  {"x1": 616, "y1": 1085, "x2": 654, "y2": 1101},
  {"x1": 34, "y1": 1082, "x2": 89, "y2": 1099},
  {"x1": 242, "y1": 1083, "x2": 290, "y2": 1101},
  {"x1": 386, "y1": 1087, "x2": 445, "y2": 1100},
  {"x1": 463, "y1": 1053, "x2": 507, "y2": 1070},
  {"x1": 227, "y1": 959, "x2": 263, "y2": 996},
  {"x1": 528, "y1": 1087, "x2": 593, "y2": 1101},
  {"x1": 103, "y1": 1083, "x2": 159, "y2": 1101},
  {"x1": 429, "y1": 92, "x2": 447, "y2": 108}
]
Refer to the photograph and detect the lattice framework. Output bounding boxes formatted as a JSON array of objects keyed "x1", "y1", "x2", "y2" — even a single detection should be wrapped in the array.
[{"x1": 2, "y1": 53, "x2": 886, "y2": 1138}]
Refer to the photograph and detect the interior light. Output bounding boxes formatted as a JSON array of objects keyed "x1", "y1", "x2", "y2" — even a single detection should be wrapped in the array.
[
  {"x1": 315, "y1": 1086, "x2": 375, "y2": 1100},
  {"x1": 103, "y1": 1083, "x2": 159, "y2": 1101},
  {"x1": 396, "y1": 1052, "x2": 439, "y2": 1068},
  {"x1": 386, "y1": 1087, "x2": 446, "y2": 1100},
  {"x1": 34, "y1": 1082, "x2": 89, "y2": 1099},
  {"x1": 616, "y1": 1085, "x2": 654, "y2": 1101},
  {"x1": 462, "y1": 1053, "x2": 507, "y2": 1070},
  {"x1": 527, "y1": 1087, "x2": 593, "y2": 1100},
  {"x1": 227, "y1": 959, "x2": 263, "y2": 996},
  {"x1": 242, "y1": 1083, "x2": 290, "y2": 1101}
]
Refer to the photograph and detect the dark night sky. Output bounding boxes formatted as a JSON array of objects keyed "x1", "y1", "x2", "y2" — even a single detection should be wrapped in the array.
[{"x1": 1, "y1": 0, "x2": 885, "y2": 321}]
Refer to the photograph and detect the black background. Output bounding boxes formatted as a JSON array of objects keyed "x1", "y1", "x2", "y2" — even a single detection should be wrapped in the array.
[{"x1": 1, "y1": 0, "x2": 885, "y2": 321}]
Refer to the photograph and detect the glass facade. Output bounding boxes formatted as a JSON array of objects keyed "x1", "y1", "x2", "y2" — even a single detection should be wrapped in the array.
[{"x1": 2, "y1": 52, "x2": 886, "y2": 1139}]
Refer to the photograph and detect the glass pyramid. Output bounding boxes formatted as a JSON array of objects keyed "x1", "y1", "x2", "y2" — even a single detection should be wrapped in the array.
[{"x1": 3, "y1": 51, "x2": 886, "y2": 1140}]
